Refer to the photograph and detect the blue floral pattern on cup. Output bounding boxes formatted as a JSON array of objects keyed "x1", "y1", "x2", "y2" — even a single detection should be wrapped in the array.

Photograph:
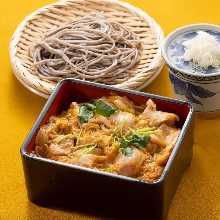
[
  {"x1": 162, "y1": 24, "x2": 220, "y2": 112},
  {"x1": 169, "y1": 74, "x2": 216, "y2": 105}
]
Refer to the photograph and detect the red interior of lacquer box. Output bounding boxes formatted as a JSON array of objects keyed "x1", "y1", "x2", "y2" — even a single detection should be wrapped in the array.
[{"x1": 26, "y1": 81, "x2": 191, "y2": 153}]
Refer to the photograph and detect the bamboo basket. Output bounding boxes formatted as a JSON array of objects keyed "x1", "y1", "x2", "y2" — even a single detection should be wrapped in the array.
[{"x1": 10, "y1": 0, "x2": 164, "y2": 98}]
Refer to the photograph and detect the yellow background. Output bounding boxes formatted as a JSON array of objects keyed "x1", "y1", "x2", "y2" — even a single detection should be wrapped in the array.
[{"x1": 0, "y1": 0, "x2": 220, "y2": 219}]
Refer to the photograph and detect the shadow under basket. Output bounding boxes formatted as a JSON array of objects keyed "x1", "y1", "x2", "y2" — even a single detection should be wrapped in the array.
[{"x1": 21, "y1": 79, "x2": 194, "y2": 220}]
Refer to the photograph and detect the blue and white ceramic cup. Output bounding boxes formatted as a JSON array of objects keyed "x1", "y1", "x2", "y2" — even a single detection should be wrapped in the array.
[{"x1": 162, "y1": 24, "x2": 220, "y2": 113}]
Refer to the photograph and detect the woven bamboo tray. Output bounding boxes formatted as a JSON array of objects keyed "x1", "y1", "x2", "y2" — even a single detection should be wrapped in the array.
[{"x1": 10, "y1": 0, "x2": 164, "y2": 98}]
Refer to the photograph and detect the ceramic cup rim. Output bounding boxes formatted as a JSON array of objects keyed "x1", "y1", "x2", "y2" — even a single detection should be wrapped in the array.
[{"x1": 162, "y1": 23, "x2": 220, "y2": 78}]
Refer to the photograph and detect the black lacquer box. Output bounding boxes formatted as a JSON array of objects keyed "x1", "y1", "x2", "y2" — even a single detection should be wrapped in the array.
[{"x1": 21, "y1": 79, "x2": 194, "y2": 220}]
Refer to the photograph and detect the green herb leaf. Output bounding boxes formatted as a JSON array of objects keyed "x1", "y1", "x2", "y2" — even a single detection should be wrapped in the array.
[
  {"x1": 78, "y1": 103, "x2": 95, "y2": 123},
  {"x1": 119, "y1": 128, "x2": 152, "y2": 155},
  {"x1": 119, "y1": 137, "x2": 133, "y2": 156},
  {"x1": 120, "y1": 138, "x2": 130, "y2": 149},
  {"x1": 95, "y1": 100, "x2": 117, "y2": 117},
  {"x1": 129, "y1": 133, "x2": 150, "y2": 148},
  {"x1": 83, "y1": 103, "x2": 96, "y2": 110}
]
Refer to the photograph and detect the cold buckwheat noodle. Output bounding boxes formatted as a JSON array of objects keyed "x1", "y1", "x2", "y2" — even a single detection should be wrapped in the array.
[{"x1": 29, "y1": 14, "x2": 142, "y2": 84}]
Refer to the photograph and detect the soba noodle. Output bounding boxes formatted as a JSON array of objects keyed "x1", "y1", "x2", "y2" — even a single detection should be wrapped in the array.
[{"x1": 29, "y1": 14, "x2": 142, "y2": 84}]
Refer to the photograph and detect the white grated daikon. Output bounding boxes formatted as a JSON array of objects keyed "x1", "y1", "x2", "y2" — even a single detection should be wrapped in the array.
[{"x1": 183, "y1": 31, "x2": 220, "y2": 69}]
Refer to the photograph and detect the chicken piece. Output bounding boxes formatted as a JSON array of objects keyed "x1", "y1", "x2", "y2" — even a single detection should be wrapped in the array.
[
  {"x1": 47, "y1": 143, "x2": 72, "y2": 158},
  {"x1": 45, "y1": 153, "x2": 106, "y2": 169},
  {"x1": 114, "y1": 148, "x2": 145, "y2": 177},
  {"x1": 78, "y1": 154, "x2": 106, "y2": 168},
  {"x1": 145, "y1": 142, "x2": 161, "y2": 154},
  {"x1": 150, "y1": 134, "x2": 166, "y2": 148},
  {"x1": 110, "y1": 111, "x2": 135, "y2": 127},
  {"x1": 107, "y1": 96, "x2": 135, "y2": 114},
  {"x1": 88, "y1": 115, "x2": 113, "y2": 128},
  {"x1": 36, "y1": 140, "x2": 73, "y2": 158},
  {"x1": 156, "y1": 124, "x2": 180, "y2": 145},
  {"x1": 35, "y1": 126, "x2": 49, "y2": 147},
  {"x1": 138, "y1": 99, "x2": 179, "y2": 127},
  {"x1": 153, "y1": 124, "x2": 180, "y2": 166},
  {"x1": 35, "y1": 123, "x2": 56, "y2": 146}
]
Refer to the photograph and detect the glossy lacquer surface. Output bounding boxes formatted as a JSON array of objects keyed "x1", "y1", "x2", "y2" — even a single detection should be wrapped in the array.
[{"x1": 21, "y1": 79, "x2": 193, "y2": 220}]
